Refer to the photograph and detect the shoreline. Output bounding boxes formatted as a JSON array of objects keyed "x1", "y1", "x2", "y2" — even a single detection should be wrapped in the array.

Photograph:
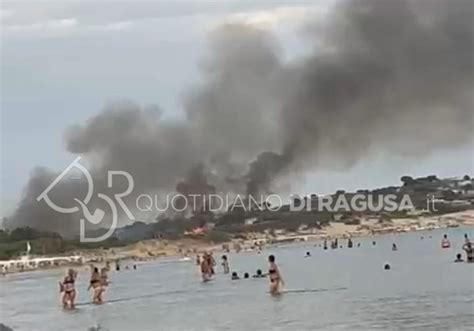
[{"x1": 2, "y1": 210, "x2": 473, "y2": 275}]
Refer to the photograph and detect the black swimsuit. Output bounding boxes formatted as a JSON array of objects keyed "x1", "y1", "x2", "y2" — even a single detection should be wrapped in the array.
[
  {"x1": 269, "y1": 268, "x2": 278, "y2": 282},
  {"x1": 63, "y1": 277, "x2": 75, "y2": 293}
]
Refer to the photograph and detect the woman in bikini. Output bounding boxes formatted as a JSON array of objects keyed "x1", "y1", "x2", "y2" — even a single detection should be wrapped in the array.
[
  {"x1": 268, "y1": 255, "x2": 284, "y2": 295},
  {"x1": 59, "y1": 268, "x2": 77, "y2": 309},
  {"x1": 88, "y1": 267, "x2": 103, "y2": 304}
]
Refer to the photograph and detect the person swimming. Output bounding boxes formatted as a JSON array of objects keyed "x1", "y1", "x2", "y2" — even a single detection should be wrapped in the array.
[
  {"x1": 221, "y1": 255, "x2": 230, "y2": 274},
  {"x1": 384, "y1": 264, "x2": 391, "y2": 270},
  {"x1": 231, "y1": 271, "x2": 239, "y2": 280},
  {"x1": 244, "y1": 272, "x2": 249, "y2": 279},
  {"x1": 305, "y1": 251, "x2": 311, "y2": 257},
  {"x1": 392, "y1": 243, "x2": 398, "y2": 251},
  {"x1": 462, "y1": 242, "x2": 473, "y2": 263},
  {"x1": 268, "y1": 255, "x2": 284, "y2": 295},
  {"x1": 59, "y1": 268, "x2": 77, "y2": 309},
  {"x1": 252, "y1": 269, "x2": 266, "y2": 278},
  {"x1": 441, "y1": 234, "x2": 451, "y2": 248},
  {"x1": 88, "y1": 267, "x2": 104, "y2": 304},
  {"x1": 454, "y1": 253, "x2": 464, "y2": 263}
]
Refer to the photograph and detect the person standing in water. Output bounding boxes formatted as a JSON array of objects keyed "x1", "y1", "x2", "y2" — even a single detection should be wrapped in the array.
[
  {"x1": 211, "y1": 253, "x2": 216, "y2": 274},
  {"x1": 206, "y1": 252, "x2": 216, "y2": 275},
  {"x1": 268, "y1": 255, "x2": 284, "y2": 295},
  {"x1": 441, "y1": 234, "x2": 451, "y2": 248},
  {"x1": 59, "y1": 268, "x2": 77, "y2": 309},
  {"x1": 200, "y1": 253, "x2": 212, "y2": 281},
  {"x1": 196, "y1": 254, "x2": 201, "y2": 266},
  {"x1": 88, "y1": 267, "x2": 103, "y2": 304},
  {"x1": 462, "y1": 242, "x2": 473, "y2": 263},
  {"x1": 221, "y1": 255, "x2": 230, "y2": 274},
  {"x1": 464, "y1": 233, "x2": 471, "y2": 244},
  {"x1": 100, "y1": 267, "x2": 109, "y2": 300},
  {"x1": 392, "y1": 243, "x2": 398, "y2": 251}
]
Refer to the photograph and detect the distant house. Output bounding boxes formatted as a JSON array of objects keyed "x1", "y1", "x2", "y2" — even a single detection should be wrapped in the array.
[
  {"x1": 297, "y1": 224, "x2": 308, "y2": 232},
  {"x1": 244, "y1": 217, "x2": 258, "y2": 225},
  {"x1": 184, "y1": 227, "x2": 205, "y2": 236},
  {"x1": 274, "y1": 229, "x2": 286, "y2": 235}
]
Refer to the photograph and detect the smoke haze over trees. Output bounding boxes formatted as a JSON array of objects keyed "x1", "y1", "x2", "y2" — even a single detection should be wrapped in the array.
[{"x1": 5, "y1": 0, "x2": 473, "y2": 234}]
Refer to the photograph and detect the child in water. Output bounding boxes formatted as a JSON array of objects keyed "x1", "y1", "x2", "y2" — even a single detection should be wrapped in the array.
[
  {"x1": 221, "y1": 255, "x2": 230, "y2": 274},
  {"x1": 59, "y1": 268, "x2": 77, "y2": 309},
  {"x1": 268, "y1": 255, "x2": 284, "y2": 295}
]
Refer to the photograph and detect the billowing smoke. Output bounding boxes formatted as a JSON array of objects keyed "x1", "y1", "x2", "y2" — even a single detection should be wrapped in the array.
[
  {"x1": 5, "y1": 0, "x2": 473, "y2": 234},
  {"x1": 175, "y1": 163, "x2": 216, "y2": 213}
]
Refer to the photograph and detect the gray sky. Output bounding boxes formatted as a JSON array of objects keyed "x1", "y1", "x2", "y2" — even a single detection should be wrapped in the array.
[{"x1": 1, "y1": 0, "x2": 473, "y2": 217}]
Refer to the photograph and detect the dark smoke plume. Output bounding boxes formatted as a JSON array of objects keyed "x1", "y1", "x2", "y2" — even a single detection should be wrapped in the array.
[{"x1": 6, "y1": 0, "x2": 473, "y2": 234}]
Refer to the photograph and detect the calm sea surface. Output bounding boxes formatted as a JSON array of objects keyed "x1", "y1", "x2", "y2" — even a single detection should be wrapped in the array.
[{"x1": 1, "y1": 228, "x2": 473, "y2": 331}]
